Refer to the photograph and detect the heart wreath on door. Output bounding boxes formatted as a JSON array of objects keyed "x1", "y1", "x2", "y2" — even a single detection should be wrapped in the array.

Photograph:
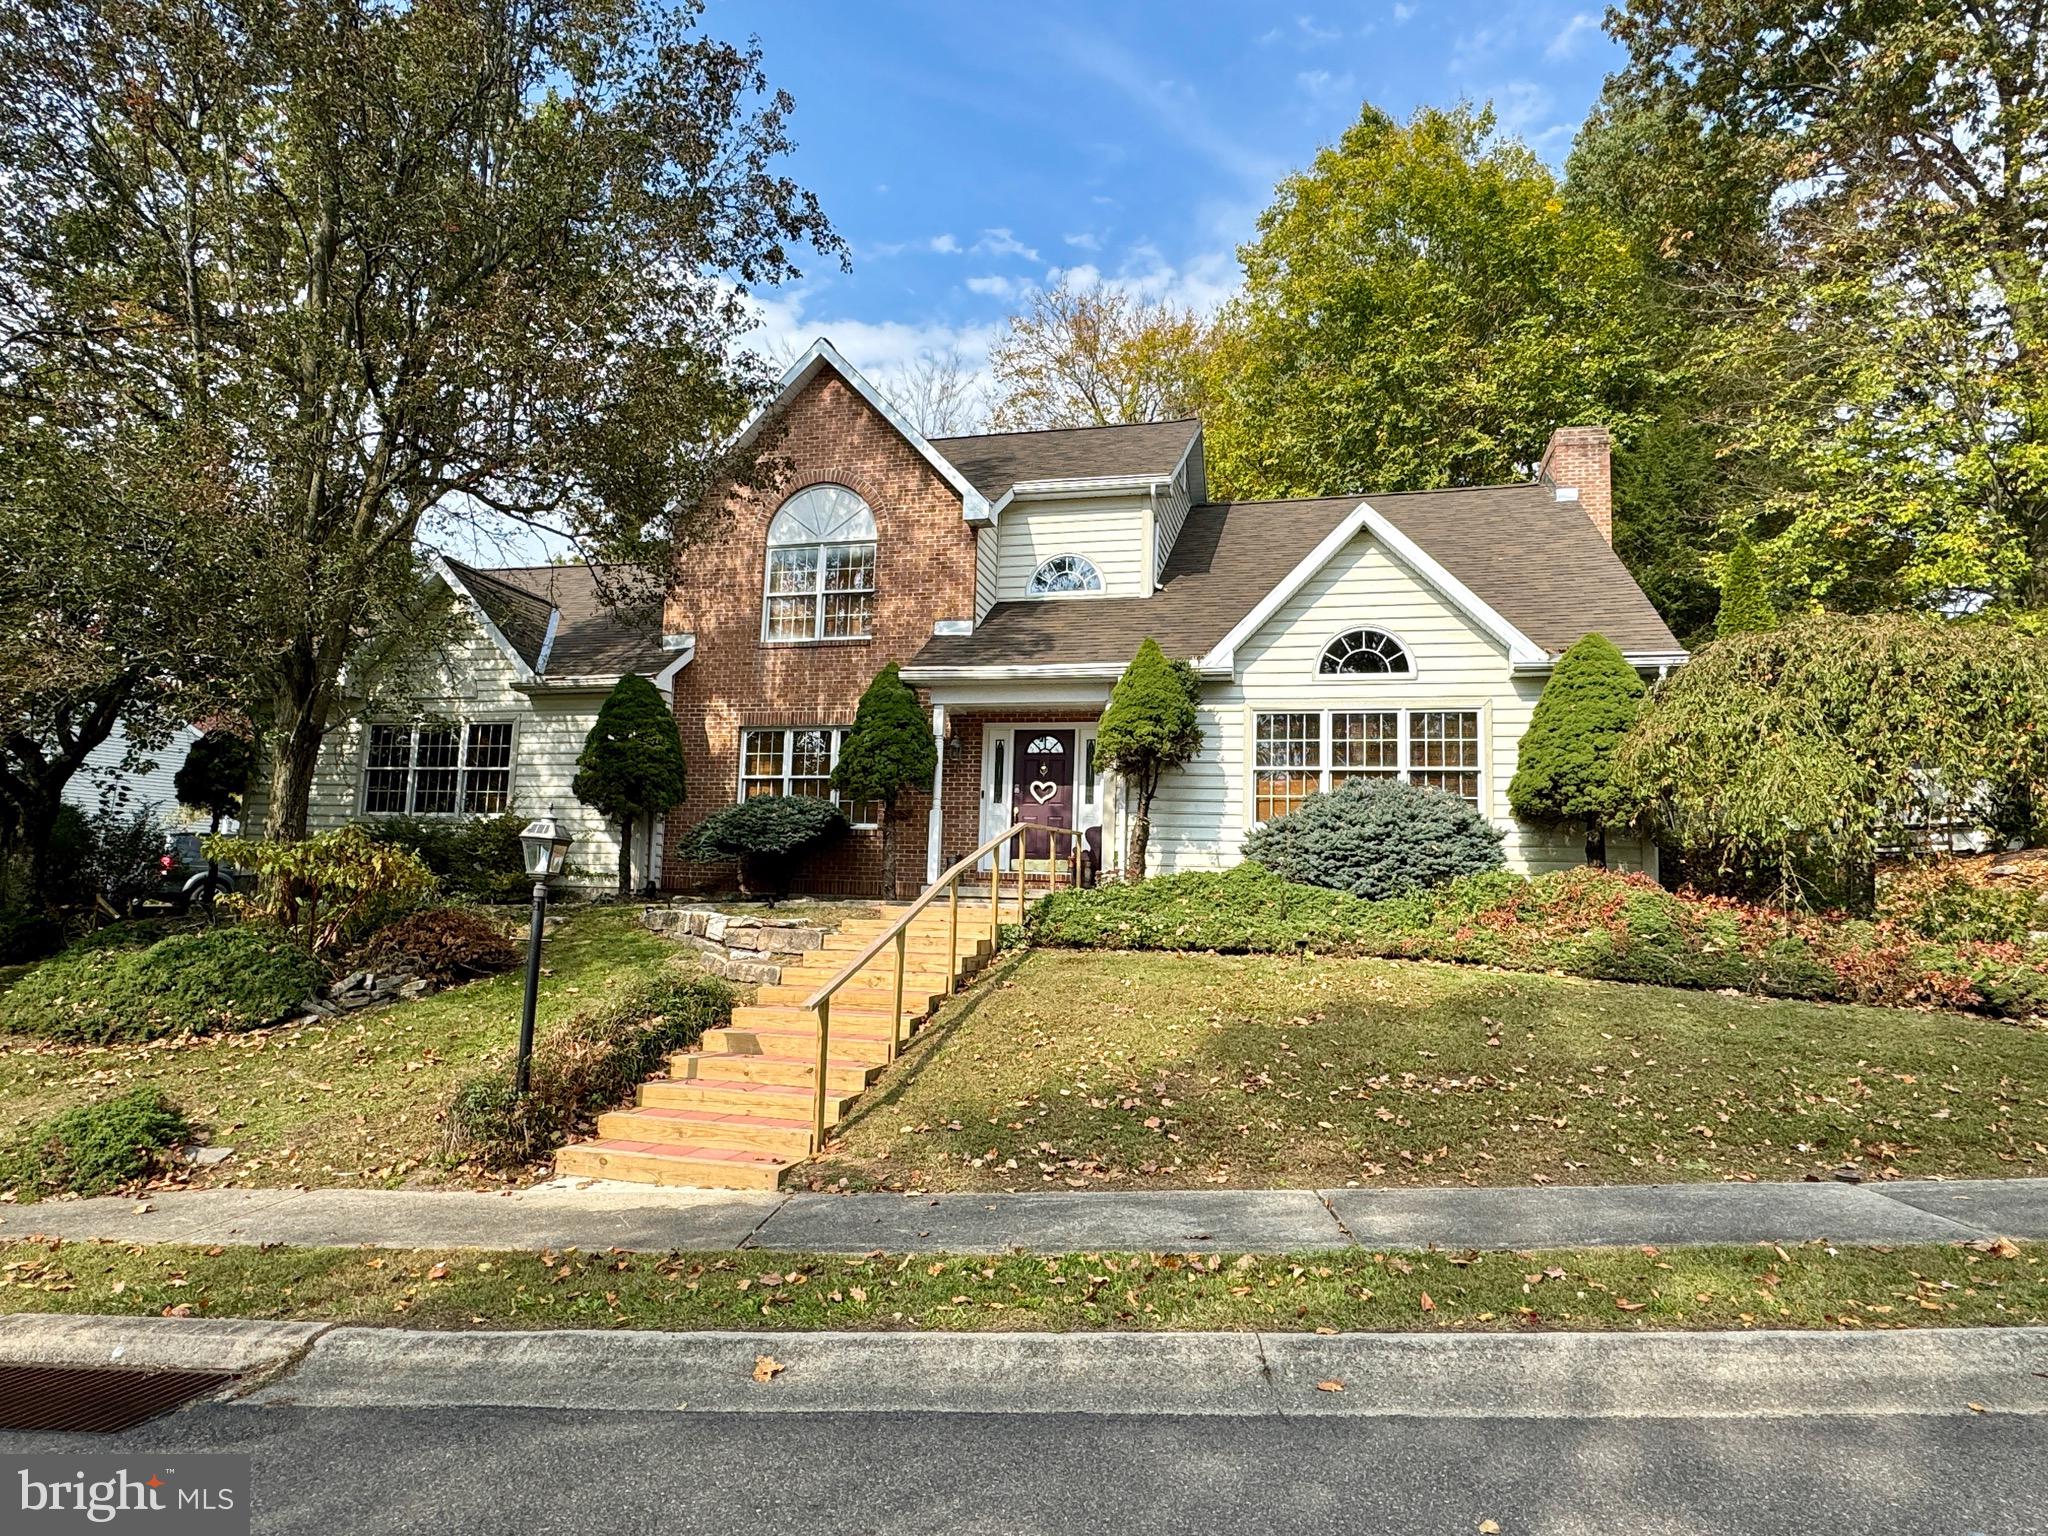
[{"x1": 1028, "y1": 780, "x2": 1058, "y2": 804}]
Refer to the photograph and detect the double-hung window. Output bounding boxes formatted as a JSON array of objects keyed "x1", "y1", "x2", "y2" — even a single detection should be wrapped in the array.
[
  {"x1": 363, "y1": 722, "x2": 514, "y2": 816},
  {"x1": 1252, "y1": 708, "x2": 1482, "y2": 822},
  {"x1": 763, "y1": 485, "x2": 878, "y2": 643},
  {"x1": 738, "y1": 726, "x2": 881, "y2": 825}
]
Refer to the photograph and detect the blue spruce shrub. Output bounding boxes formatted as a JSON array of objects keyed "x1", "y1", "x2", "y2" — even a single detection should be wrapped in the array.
[{"x1": 1242, "y1": 778, "x2": 1505, "y2": 899}]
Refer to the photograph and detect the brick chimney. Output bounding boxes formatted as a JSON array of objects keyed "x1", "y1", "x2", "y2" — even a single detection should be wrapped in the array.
[{"x1": 1538, "y1": 425, "x2": 1612, "y2": 543}]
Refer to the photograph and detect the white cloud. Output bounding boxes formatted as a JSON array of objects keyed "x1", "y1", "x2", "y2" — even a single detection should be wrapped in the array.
[
  {"x1": 1048, "y1": 24, "x2": 1285, "y2": 187},
  {"x1": 965, "y1": 274, "x2": 1022, "y2": 298},
  {"x1": 974, "y1": 227, "x2": 1041, "y2": 262},
  {"x1": 741, "y1": 287, "x2": 1003, "y2": 401},
  {"x1": 1488, "y1": 80, "x2": 1558, "y2": 139},
  {"x1": 1392, "y1": 2, "x2": 1415, "y2": 20},
  {"x1": 1544, "y1": 12, "x2": 1599, "y2": 61},
  {"x1": 1296, "y1": 68, "x2": 1357, "y2": 102},
  {"x1": 1063, "y1": 231, "x2": 1102, "y2": 251},
  {"x1": 929, "y1": 233, "x2": 964, "y2": 254}
]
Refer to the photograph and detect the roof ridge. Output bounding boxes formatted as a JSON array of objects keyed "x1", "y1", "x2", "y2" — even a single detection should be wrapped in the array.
[
  {"x1": 1195, "y1": 481, "x2": 1542, "y2": 511},
  {"x1": 931, "y1": 417, "x2": 1199, "y2": 445}
]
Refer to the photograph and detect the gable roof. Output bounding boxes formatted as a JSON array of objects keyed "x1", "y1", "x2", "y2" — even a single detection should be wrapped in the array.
[
  {"x1": 907, "y1": 483, "x2": 1682, "y2": 674},
  {"x1": 929, "y1": 419, "x2": 1201, "y2": 500},
  {"x1": 439, "y1": 558, "x2": 675, "y2": 682}
]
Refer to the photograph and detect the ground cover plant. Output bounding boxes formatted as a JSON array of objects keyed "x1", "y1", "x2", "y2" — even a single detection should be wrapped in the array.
[
  {"x1": 0, "y1": 908, "x2": 679, "y2": 1190},
  {"x1": 1026, "y1": 864, "x2": 2048, "y2": 1020},
  {"x1": 808, "y1": 947, "x2": 2045, "y2": 1193},
  {"x1": 0, "y1": 925, "x2": 320, "y2": 1043},
  {"x1": 1, "y1": 1087, "x2": 190, "y2": 1200},
  {"x1": 0, "y1": 1238, "x2": 2038, "y2": 1335}
]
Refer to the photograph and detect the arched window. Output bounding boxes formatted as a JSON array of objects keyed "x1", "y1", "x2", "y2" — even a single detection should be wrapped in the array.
[
  {"x1": 764, "y1": 485, "x2": 877, "y2": 642},
  {"x1": 1027, "y1": 553, "x2": 1103, "y2": 596},
  {"x1": 1318, "y1": 628, "x2": 1412, "y2": 676}
]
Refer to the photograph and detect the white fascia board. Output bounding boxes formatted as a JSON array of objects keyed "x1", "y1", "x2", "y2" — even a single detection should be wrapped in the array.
[
  {"x1": 534, "y1": 608, "x2": 561, "y2": 677},
  {"x1": 900, "y1": 662, "x2": 1131, "y2": 684},
  {"x1": 734, "y1": 338, "x2": 991, "y2": 523},
  {"x1": 428, "y1": 553, "x2": 540, "y2": 685},
  {"x1": 1196, "y1": 501, "x2": 1548, "y2": 675},
  {"x1": 986, "y1": 474, "x2": 1172, "y2": 524},
  {"x1": 1510, "y1": 648, "x2": 1691, "y2": 677},
  {"x1": 652, "y1": 636, "x2": 696, "y2": 694}
]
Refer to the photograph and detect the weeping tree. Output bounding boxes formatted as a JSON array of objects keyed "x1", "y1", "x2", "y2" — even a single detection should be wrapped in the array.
[
  {"x1": 1095, "y1": 639, "x2": 1204, "y2": 878},
  {"x1": 0, "y1": 0, "x2": 842, "y2": 841},
  {"x1": 1615, "y1": 614, "x2": 2048, "y2": 907},
  {"x1": 1508, "y1": 633, "x2": 1646, "y2": 866}
]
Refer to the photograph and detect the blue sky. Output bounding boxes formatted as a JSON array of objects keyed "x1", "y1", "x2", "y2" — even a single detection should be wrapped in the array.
[{"x1": 703, "y1": 0, "x2": 1627, "y2": 395}]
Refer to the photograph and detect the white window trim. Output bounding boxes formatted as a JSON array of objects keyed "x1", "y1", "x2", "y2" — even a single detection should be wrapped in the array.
[
  {"x1": 760, "y1": 487, "x2": 879, "y2": 646},
  {"x1": 735, "y1": 726, "x2": 881, "y2": 829},
  {"x1": 1247, "y1": 706, "x2": 1485, "y2": 826},
  {"x1": 1314, "y1": 626, "x2": 1417, "y2": 680},
  {"x1": 1026, "y1": 552, "x2": 1107, "y2": 600},
  {"x1": 359, "y1": 719, "x2": 520, "y2": 819}
]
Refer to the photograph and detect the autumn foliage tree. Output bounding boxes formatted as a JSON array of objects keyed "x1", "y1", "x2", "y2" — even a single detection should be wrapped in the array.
[{"x1": 988, "y1": 277, "x2": 1209, "y2": 430}]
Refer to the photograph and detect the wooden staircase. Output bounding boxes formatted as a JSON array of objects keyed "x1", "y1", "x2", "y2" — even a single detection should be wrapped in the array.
[{"x1": 553, "y1": 903, "x2": 995, "y2": 1190}]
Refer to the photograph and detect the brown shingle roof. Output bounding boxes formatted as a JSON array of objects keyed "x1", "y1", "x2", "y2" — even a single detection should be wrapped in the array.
[
  {"x1": 908, "y1": 484, "x2": 1681, "y2": 671},
  {"x1": 443, "y1": 559, "x2": 673, "y2": 680},
  {"x1": 929, "y1": 418, "x2": 1200, "y2": 499}
]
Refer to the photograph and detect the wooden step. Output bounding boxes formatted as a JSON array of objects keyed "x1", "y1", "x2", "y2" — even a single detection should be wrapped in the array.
[
  {"x1": 703, "y1": 1025, "x2": 898, "y2": 1060},
  {"x1": 665, "y1": 1050, "x2": 877, "y2": 1093},
  {"x1": 727, "y1": 1006, "x2": 906, "y2": 1040},
  {"x1": 595, "y1": 1106, "x2": 813, "y2": 1155},
  {"x1": 555, "y1": 1139, "x2": 793, "y2": 1191},
  {"x1": 768, "y1": 963, "x2": 956, "y2": 996},
  {"x1": 639, "y1": 1075, "x2": 859, "y2": 1122},
  {"x1": 756, "y1": 981, "x2": 944, "y2": 1011}
]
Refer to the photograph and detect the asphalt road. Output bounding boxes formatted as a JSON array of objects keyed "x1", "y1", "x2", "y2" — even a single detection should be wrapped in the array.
[{"x1": 6, "y1": 1402, "x2": 2040, "y2": 1536}]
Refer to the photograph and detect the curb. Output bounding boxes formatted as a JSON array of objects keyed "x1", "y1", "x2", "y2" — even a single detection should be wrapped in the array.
[{"x1": 0, "y1": 1314, "x2": 331, "y2": 1377}]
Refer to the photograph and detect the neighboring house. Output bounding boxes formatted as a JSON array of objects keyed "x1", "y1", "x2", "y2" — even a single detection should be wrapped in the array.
[
  {"x1": 63, "y1": 721, "x2": 223, "y2": 835},
  {"x1": 241, "y1": 561, "x2": 689, "y2": 888},
  {"x1": 252, "y1": 338, "x2": 1684, "y2": 897},
  {"x1": 661, "y1": 340, "x2": 1683, "y2": 895}
]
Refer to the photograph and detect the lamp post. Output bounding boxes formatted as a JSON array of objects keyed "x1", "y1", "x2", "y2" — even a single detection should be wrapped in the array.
[{"x1": 515, "y1": 810, "x2": 574, "y2": 1096}]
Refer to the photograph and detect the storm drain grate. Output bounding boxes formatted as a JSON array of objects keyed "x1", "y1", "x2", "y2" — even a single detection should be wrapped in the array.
[{"x1": 0, "y1": 1366, "x2": 236, "y2": 1433}]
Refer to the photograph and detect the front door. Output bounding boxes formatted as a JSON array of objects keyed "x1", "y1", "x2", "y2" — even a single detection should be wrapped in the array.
[{"x1": 1011, "y1": 729, "x2": 1075, "y2": 860}]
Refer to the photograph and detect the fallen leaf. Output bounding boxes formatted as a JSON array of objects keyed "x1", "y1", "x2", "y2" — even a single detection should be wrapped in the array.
[
  {"x1": 1419, "y1": 1292, "x2": 1435, "y2": 1313},
  {"x1": 426, "y1": 1263, "x2": 449, "y2": 1282},
  {"x1": 1615, "y1": 1298, "x2": 1646, "y2": 1312},
  {"x1": 752, "y1": 1354, "x2": 785, "y2": 1383},
  {"x1": 1315, "y1": 1379, "x2": 1344, "y2": 1393},
  {"x1": 1967, "y1": 1402, "x2": 1988, "y2": 1414},
  {"x1": 1479, "y1": 1522, "x2": 1501, "y2": 1534}
]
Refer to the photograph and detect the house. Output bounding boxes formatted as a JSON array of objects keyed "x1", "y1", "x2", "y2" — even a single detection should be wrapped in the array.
[
  {"x1": 256, "y1": 338, "x2": 1683, "y2": 894},
  {"x1": 660, "y1": 340, "x2": 1682, "y2": 894},
  {"x1": 64, "y1": 721, "x2": 222, "y2": 835},
  {"x1": 240, "y1": 561, "x2": 689, "y2": 888}
]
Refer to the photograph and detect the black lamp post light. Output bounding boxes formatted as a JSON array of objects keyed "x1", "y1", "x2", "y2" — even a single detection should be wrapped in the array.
[{"x1": 514, "y1": 809, "x2": 574, "y2": 1096}]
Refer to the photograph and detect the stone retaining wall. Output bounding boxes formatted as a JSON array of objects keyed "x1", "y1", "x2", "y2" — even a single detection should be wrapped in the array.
[{"x1": 641, "y1": 905, "x2": 826, "y2": 985}]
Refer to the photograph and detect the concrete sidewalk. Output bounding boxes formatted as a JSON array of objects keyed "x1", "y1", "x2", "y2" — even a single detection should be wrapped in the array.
[{"x1": 4, "y1": 1175, "x2": 2044, "y2": 1255}]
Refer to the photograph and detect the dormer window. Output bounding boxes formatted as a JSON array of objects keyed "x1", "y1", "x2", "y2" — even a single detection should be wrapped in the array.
[
  {"x1": 764, "y1": 485, "x2": 877, "y2": 643},
  {"x1": 1319, "y1": 628, "x2": 1412, "y2": 676},
  {"x1": 1028, "y1": 554, "x2": 1103, "y2": 596}
]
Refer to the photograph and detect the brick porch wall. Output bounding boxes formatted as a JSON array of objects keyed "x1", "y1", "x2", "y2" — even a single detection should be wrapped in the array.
[{"x1": 661, "y1": 370, "x2": 978, "y2": 900}]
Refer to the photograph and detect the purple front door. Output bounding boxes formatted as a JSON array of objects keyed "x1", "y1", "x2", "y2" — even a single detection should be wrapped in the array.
[{"x1": 1010, "y1": 729, "x2": 1075, "y2": 859}]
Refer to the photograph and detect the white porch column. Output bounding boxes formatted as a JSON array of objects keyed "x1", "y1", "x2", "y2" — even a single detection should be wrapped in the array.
[{"x1": 925, "y1": 702, "x2": 947, "y2": 888}]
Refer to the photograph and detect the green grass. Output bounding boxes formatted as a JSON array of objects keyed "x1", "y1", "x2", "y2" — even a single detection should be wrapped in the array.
[
  {"x1": 0, "y1": 908, "x2": 679, "y2": 1192},
  {"x1": 810, "y1": 950, "x2": 2048, "y2": 1192},
  {"x1": 0, "y1": 1237, "x2": 2038, "y2": 1333}
]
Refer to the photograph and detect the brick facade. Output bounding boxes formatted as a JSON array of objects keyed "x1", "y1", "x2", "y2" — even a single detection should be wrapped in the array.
[
  {"x1": 1537, "y1": 426, "x2": 1613, "y2": 544},
  {"x1": 661, "y1": 371, "x2": 979, "y2": 898}
]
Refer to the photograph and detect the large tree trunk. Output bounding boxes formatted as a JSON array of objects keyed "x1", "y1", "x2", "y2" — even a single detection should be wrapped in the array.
[
  {"x1": 263, "y1": 661, "x2": 338, "y2": 841},
  {"x1": 1126, "y1": 794, "x2": 1153, "y2": 880}
]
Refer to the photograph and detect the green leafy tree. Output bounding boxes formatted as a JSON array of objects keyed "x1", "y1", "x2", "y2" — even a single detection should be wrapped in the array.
[
  {"x1": 832, "y1": 664, "x2": 936, "y2": 898},
  {"x1": 1615, "y1": 615, "x2": 2048, "y2": 907},
  {"x1": 1095, "y1": 640, "x2": 1204, "y2": 878},
  {"x1": 573, "y1": 676, "x2": 687, "y2": 898},
  {"x1": 1594, "y1": 0, "x2": 2048, "y2": 615},
  {"x1": 0, "y1": 0, "x2": 842, "y2": 840},
  {"x1": 175, "y1": 728, "x2": 255, "y2": 902},
  {"x1": 1202, "y1": 103, "x2": 1664, "y2": 504},
  {"x1": 1715, "y1": 535, "x2": 1778, "y2": 637},
  {"x1": 1508, "y1": 634, "x2": 1647, "y2": 865}
]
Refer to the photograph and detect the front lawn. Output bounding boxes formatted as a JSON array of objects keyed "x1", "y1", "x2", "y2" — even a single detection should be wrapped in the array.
[
  {"x1": 1, "y1": 1236, "x2": 2038, "y2": 1333},
  {"x1": 0, "y1": 907, "x2": 679, "y2": 1192},
  {"x1": 810, "y1": 950, "x2": 2047, "y2": 1192}
]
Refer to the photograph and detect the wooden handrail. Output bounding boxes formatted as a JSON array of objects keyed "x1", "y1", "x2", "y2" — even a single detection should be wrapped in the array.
[{"x1": 801, "y1": 819, "x2": 1084, "y2": 1151}]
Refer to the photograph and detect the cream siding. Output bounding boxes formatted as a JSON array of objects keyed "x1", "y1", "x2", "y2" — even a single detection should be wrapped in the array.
[
  {"x1": 993, "y1": 496, "x2": 1150, "y2": 600},
  {"x1": 974, "y1": 525, "x2": 1000, "y2": 622},
  {"x1": 240, "y1": 614, "x2": 642, "y2": 888},
  {"x1": 1146, "y1": 530, "x2": 1654, "y2": 878},
  {"x1": 1152, "y1": 470, "x2": 1190, "y2": 586},
  {"x1": 64, "y1": 722, "x2": 215, "y2": 834}
]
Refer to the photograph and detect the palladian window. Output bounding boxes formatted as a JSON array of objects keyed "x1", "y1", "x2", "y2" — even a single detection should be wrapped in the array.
[
  {"x1": 763, "y1": 485, "x2": 877, "y2": 642},
  {"x1": 1318, "y1": 628, "x2": 1412, "y2": 675}
]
